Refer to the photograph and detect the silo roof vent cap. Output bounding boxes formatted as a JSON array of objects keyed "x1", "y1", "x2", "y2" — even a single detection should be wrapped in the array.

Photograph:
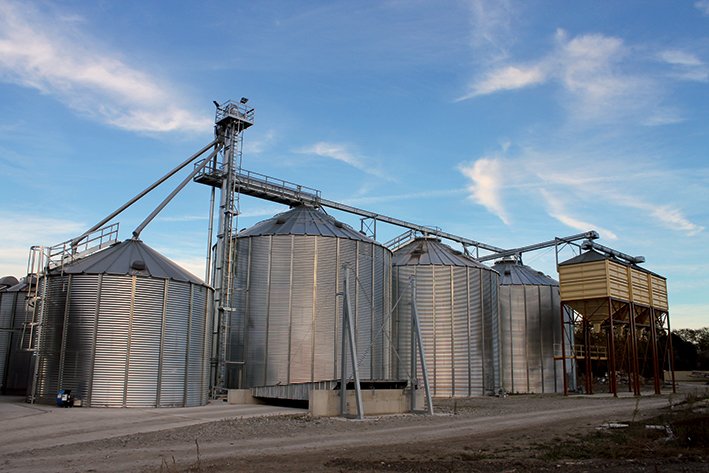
[{"x1": 131, "y1": 260, "x2": 146, "y2": 271}]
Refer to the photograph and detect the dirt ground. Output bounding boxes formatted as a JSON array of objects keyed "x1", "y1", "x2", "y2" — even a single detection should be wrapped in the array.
[{"x1": 1, "y1": 386, "x2": 707, "y2": 473}]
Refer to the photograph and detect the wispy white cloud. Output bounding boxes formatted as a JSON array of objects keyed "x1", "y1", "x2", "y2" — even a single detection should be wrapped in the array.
[
  {"x1": 695, "y1": 0, "x2": 709, "y2": 16},
  {"x1": 657, "y1": 49, "x2": 709, "y2": 82},
  {"x1": 539, "y1": 189, "x2": 618, "y2": 240},
  {"x1": 458, "y1": 27, "x2": 697, "y2": 124},
  {"x1": 584, "y1": 187, "x2": 705, "y2": 237},
  {"x1": 658, "y1": 49, "x2": 703, "y2": 67},
  {"x1": 459, "y1": 65, "x2": 546, "y2": 99},
  {"x1": 465, "y1": 0, "x2": 516, "y2": 62},
  {"x1": 0, "y1": 0, "x2": 210, "y2": 133},
  {"x1": 458, "y1": 157, "x2": 510, "y2": 224},
  {"x1": 342, "y1": 188, "x2": 467, "y2": 206},
  {"x1": 296, "y1": 141, "x2": 388, "y2": 179},
  {"x1": 458, "y1": 147, "x2": 704, "y2": 239}
]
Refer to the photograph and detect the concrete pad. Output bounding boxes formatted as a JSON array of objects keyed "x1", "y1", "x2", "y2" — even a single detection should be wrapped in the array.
[
  {"x1": 309, "y1": 389, "x2": 424, "y2": 417},
  {"x1": 0, "y1": 395, "x2": 305, "y2": 455},
  {"x1": 227, "y1": 389, "x2": 264, "y2": 404}
]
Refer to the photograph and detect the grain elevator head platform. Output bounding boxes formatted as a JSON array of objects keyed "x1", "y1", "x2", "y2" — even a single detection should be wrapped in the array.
[{"x1": 557, "y1": 242, "x2": 674, "y2": 396}]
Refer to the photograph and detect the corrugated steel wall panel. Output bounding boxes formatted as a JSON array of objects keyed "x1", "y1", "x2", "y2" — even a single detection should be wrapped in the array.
[
  {"x1": 433, "y1": 266, "x2": 452, "y2": 396},
  {"x1": 0, "y1": 291, "x2": 13, "y2": 390},
  {"x1": 228, "y1": 237, "x2": 251, "y2": 384},
  {"x1": 125, "y1": 277, "x2": 163, "y2": 407},
  {"x1": 467, "y1": 268, "x2": 483, "y2": 395},
  {"x1": 539, "y1": 286, "x2": 556, "y2": 393},
  {"x1": 35, "y1": 277, "x2": 66, "y2": 403},
  {"x1": 161, "y1": 280, "x2": 188, "y2": 407},
  {"x1": 524, "y1": 286, "x2": 542, "y2": 393},
  {"x1": 289, "y1": 236, "x2": 315, "y2": 382},
  {"x1": 60, "y1": 275, "x2": 99, "y2": 402},
  {"x1": 243, "y1": 236, "x2": 270, "y2": 387},
  {"x1": 415, "y1": 268, "x2": 435, "y2": 392},
  {"x1": 314, "y1": 237, "x2": 337, "y2": 381},
  {"x1": 266, "y1": 236, "x2": 292, "y2": 385},
  {"x1": 499, "y1": 283, "x2": 564, "y2": 394},
  {"x1": 392, "y1": 263, "x2": 500, "y2": 397},
  {"x1": 236, "y1": 233, "x2": 390, "y2": 391},
  {"x1": 372, "y1": 245, "x2": 386, "y2": 379},
  {"x1": 338, "y1": 239, "x2": 358, "y2": 379},
  {"x1": 34, "y1": 269, "x2": 211, "y2": 408},
  {"x1": 5, "y1": 289, "x2": 33, "y2": 395},
  {"x1": 499, "y1": 286, "x2": 512, "y2": 392},
  {"x1": 356, "y1": 242, "x2": 373, "y2": 379},
  {"x1": 91, "y1": 275, "x2": 132, "y2": 406},
  {"x1": 393, "y1": 266, "x2": 413, "y2": 380},
  {"x1": 452, "y1": 268, "x2": 469, "y2": 397},
  {"x1": 187, "y1": 284, "x2": 208, "y2": 406}
]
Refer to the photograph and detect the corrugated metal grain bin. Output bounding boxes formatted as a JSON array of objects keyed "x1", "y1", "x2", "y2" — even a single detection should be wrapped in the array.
[
  {"x1": 493, "y1": 258, "x2": 570, "y2": 394},
  {"x1": 392, "y1": 237, "x2": 500, "y2": 397},
  {"x1": 229, "y1": 205, "x2": 392, "y2": 388},
  {"x1": 0, "y1": 278, "x2": 33, "y2": 395},
  {"x1": 32, "y1": 239, "x2": 212, "y2": 407}
]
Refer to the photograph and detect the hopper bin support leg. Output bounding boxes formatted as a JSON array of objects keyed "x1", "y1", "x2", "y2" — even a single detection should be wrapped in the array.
[
  {"x1": 583, "y1": 318, "x2": 593, "y2": 394},
  {"x1": 607, "y1": 298, "x2": 618, "y2": 396},
  {"x1": 628, "y1": 303, "x2": 641, "y2": 396},
  {"x1": 649, "y1": 308, "x2": 661, "y2": 395},
  {"x1": 666, "y1": 313, "x2": 677, "y2": 394}
]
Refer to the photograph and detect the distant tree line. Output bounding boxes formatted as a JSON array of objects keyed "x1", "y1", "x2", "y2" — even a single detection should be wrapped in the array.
[{"x1": 672, "y1": 327, "x2": 709, "y2": 371}]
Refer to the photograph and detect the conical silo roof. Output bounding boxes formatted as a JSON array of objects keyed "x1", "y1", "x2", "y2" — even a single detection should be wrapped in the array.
[
  {"x1": 57, "y1": 239, "x2": 204, "y2": 284},
  {"x1": 492, "y1": 258, "x2": 558, "y2": 286},
  {"x1": 238, "y1": 205, "x2": 377, "y2": 243},
  {"x1": 392, "y1": 237, "x2": 489, "y2": 268}
]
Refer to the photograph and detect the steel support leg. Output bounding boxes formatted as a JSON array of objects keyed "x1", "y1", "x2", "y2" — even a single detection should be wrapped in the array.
[
  {"x1": 583, "y1": 318, "x2": 592, "y2": 394},
  {"x1": 628, "y1": 303, "x2": 641, "y2": 396},
  {"x1": 607, "y1": 299, "x2": 618, "y2": 397},
  {"x1": 666, "y1": 312, "x2": 677, "y2": 394},
  {"x1": 649, "y1": 308, "x2": 661, "y2": 395}
]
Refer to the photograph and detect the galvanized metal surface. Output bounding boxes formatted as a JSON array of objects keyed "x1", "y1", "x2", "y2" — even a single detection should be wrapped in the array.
[
  {"x1": 62, "y1": 238, "x2": 205, "y2": 284},
  {"x1": 393, "y1": 239, "x2": 500, "y2": 397},
  {"x1": 0, "y1": 284, "x2": 28, "y2": 393},
  {"x1": 33, "y1": 240, "x2": 212, "y2": 407},
  {"x1": 494, "y1": 260, "x2": 573, "y2": 394},
  {"x1": 230, "y1": 206, "x2": 392, "y2": 390}
]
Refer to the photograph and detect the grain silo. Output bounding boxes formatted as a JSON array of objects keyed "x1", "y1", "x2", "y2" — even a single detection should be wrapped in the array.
[
  {"x1": 493, "y1": 257, "x2": 571, "y2": 394},
  {"x1": 0, "y1": 278, "x2": 33, "y2": 395},
  {"x1": 392, "y1": 237, "x2": 500, "y2": 397},
  {"x1": 32, "y1": 239, "x2": 212, "y2": 407},
  {"x1": 228, "y1": 205, "x2": 392, "y2": 392}
]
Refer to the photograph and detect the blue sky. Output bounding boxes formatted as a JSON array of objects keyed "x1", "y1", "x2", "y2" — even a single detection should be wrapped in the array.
[{"x1": 0, "y1": 0, "x2": 707, "y2": 328}]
